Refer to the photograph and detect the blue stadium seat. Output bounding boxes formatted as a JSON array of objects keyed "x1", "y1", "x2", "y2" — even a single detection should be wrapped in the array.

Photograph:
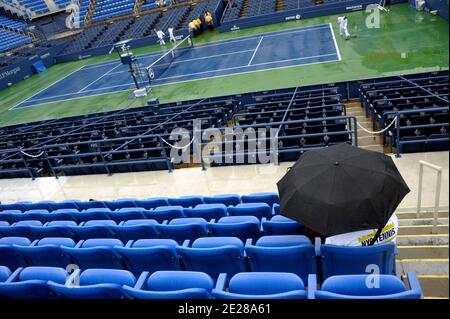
[
  {"x1": 208, "y1": 216, "x2": 261, "y2": 241},
  {"x1": 0, "y1": 237, "x2": 31, "y2": 269},
  {"x1": 109, "y1": 207, "x2": 147, "y2": 223},
  {"x1": 61, "y1": 238, "x2": 125, "y2": 270},
  {"x1": 319, "y1": 243, "x2": 397, "y2": 279},
  {"x1": 0, "y1": 220, "x2": 42, "y2": 240},
  {"x1": 309, "y1": 273, "x2": 423, "y2": 299},
  {"x1": 241, "y1": 192, "x2": 280, "y2": 207},
  {"x1": 273, "y1": 203, "x2": 281, "y2": 215},
  {"x1": 0, "y1": 221, "x2": 9, "y2": 226},
  {"x1": 0, "y1": 210, "x2": 22, "y2": 223},
  {"x1": 203, "y1": 194, "x2": 241, "y2": 206},
  {"x1": 0, "y1": 266, "x2": 67, "y2": 299},
  {"x1": 183, "y1": 204, "x2": 228, "y2": 221},
  {"x1": 72, "y1": 208, "x2": 112, "y2": 222},
  {"x1": 228, "y1": 203, "x2": 272, "y2": 219},
  {"x1": 48, "y1": 200, "x2": 81, "y2": 211},
  {"x1": 245, "y1": 235, "x2": 316, "y2": 282},
  {"x1": 135, "y1": 197, "x2": 169, "y2": 210},
  {"x1": 74, "y1": 200, "x2": 107, "y2": 210},
  {"x1": 15, "y1": 237, "x2": 75, "y2": 268},
  {"x1": 69, "y1": 220, "x2": 117, "y2": 239},
  {"x1": 20, "y1": 210, "x2": 52, "y2": 223},
  {"x1": 123, "y1": 271, "x2": 214, "y2": 299},
  {"x1": 111, "y1": 219, "x2": 159, "y2": 241},
  {"x1": 21, "y1": 202, "x2": 54, "y2": 212},
  {"x1": 46, "y1": 209, "x2": 78, "y2": 221},
  {"x1": 177, "y1": 237, "x2": 246, "y2": 279},
  {"x1": 156, "y1": 218, "x2": 209, "y2": 244},
  {"x1": 262, "y1": 215, "x2": 303, "y2": 235},
  {"x1": 212, "y1": 272, "x2": 307, "y2": 299},
  {"x1": 168, "y1": 196, "x2": 204, "y2": 208},
  {"x1": 30, "y1": 220, "x2": 77, "y2": 238},
  {"x1": 0, "y1": 266, "x2": 11, "y2": 282},
  {"x1": 116, "y1": 239, "x2": 181, "y2": 275},
  {"x1": 105, "y1": 198, "x2": 137, "y2": 210},
  {"x1": 145, "y1": 206, "x2": 184, "y2": 223},
  {"x1": 48, "y1": 269, "x2": 135, "y2": 299}
]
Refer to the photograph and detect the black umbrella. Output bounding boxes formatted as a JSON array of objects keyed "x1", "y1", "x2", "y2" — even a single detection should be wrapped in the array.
[{"x1": 277, "y1": 144, "x2": 410, "y2": 241}]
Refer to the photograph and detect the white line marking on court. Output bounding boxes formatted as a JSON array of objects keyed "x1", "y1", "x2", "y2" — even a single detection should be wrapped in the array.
[
  {"x1": 78, "y1": 63, "x2": 123, "y2": 93},
  {"x1": 248, "y1": 36, "x2": 264, "y2": 66},
  {"x1": 329, "y1": 23, "x2": 342, "y2": 61}
]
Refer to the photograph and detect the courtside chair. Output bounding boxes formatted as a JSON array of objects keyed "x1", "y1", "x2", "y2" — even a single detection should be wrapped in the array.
[
  {"x1": 183, "y1": 204, "x2": 228, "y2": 221},
  {"x1": 212, "y1": 272, "x2": 308, "y2": 299},
  {"x1": 0, "y1": 237, "x2": 31, "y2": 270},
  {"x1": 61, "y1": 238, "x2": 125, "y2": 270},
  {"x1": 0, "y1": 266, "x2": 67, "y2": 299},
  {"x1": 308, "y1": 273, "x2": 423, "y2": 299},
  {"x1": 176, "y1": 237, "x2": 247, "y2": 279},
  {"x1": 241, "y1": 192, "x2": 280, "y2": 207},
  {"x1": 145, "y1": 206, "x2": 185, "y2": 223},
  {"x1": 15, "y1": 237, "x2": 75, "y2": 268},
  {"x1": 111, "y1": 219, "x2": 160, "y2": 242},
  {"x1": 208, "y1": 216, "x2": 261, "y2": 241},
  {"x1": 123, "y1": 271, "x2": 214, "y2": 299},
  {"x1": 318, "y1": 242, "x2": 398, "y2": 279},
  {"x1": 156, "y1": 218, "x2": 209, "y2": 244},
  {"x1": 0, "y1": 266, "x2": 11, "y2": 282},
  {"x1": 48, "y1": 268, "x2": 135, "y2": 299},
  {"x1": 245, "y1": 235, "x2": 317, "y2": 283},
  {"x1": 0, "y1": 220, "x2": 42, "y2": 240},
  {"x1": 168, "y1": 196, "x2": 204, "y2": 208},
  {"x1": 203, "y1": 194, "x2": 242, "y2": 206},
  {"x1": 116, "y1": 239, "x2": 181, "y2": 275},
  {"x1": 72, "y1": 208, "x2": 112, "y2": 222},
  {"x1": 261, "y1": 215, "x2": 303, "y2": 235},
  {"x1": 30, "y1": 221, "x2": 77, "y2": 239},
  {"x1": 227, "y1": 203, "x2": 272, "y2": 219},
  {"x1": 109, "y1": 207, "x2": 147, "y2": 223},
  {"x1": 135, "y1": 197, "x2": 169, "y2": 210},
  {"x1": 68, "y1": 220, "x2": 117, "y2": 239}
]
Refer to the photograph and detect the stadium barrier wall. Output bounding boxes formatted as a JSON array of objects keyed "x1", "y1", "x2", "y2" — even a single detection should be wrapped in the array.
[
  {"x1": 0, "y1": 41, "x2": 69, "y2": 91},
  {"x1": 55, "y1": 30, "x2": 190, "y2": 63},
  {"x1": 218, "y1": 0, "x2": 408, "y2": 32},
  {"x1": 423, "y1": 0, "x2": 449, "y2": 20}
]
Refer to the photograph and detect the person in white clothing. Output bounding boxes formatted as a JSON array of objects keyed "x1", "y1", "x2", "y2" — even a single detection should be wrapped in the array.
[
  {"x1": 325, "y1": 213, "x2": 398, "y2": 247},
  {"x1": 168, "y1": 27, "x2": 176, "y2": 43},
  {"x1": 337, "y1": 16, "x2": 350, "y2": 40},
  {"x1": 156, "y1": 29, "x2": 166, "y2": 45}
]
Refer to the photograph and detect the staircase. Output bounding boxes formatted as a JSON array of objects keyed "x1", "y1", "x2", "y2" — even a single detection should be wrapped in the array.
[
  {"x1": 396, "y1": 207, "x2": 449, "y2": 298},
  {"x1": 85, "y1": 0, "x2": 98, "y2": 26},
  {"x1": 43, "y1": 0, "x2": 59, "y2": 11},
  {"x1": 276, "y1": 0, "x2": 284, "y2": 12},
  {"x1": 134, "y1": 0, "x2": 144, "y2": 14}
]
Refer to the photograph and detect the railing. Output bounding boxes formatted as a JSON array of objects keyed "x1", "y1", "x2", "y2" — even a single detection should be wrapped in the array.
[{"x1": 416, "y1": 160, "x2": 443, "y2": 234}]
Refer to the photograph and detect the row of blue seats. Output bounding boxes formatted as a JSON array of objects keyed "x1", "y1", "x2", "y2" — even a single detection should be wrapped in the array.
[
  {"x1": 0, "y1": 16, "x2": 27, "y2": 31},
  {"x1": 0, "y1": 235, "x2": 397, "y2": 282},
  {"x1": 0, "y1": 192, "x2": 279, "y2": 212},
  {"x1": 0, "y1": 266, "x2": 422, "y2": 299},
  {"x1": 0, "y1": 28, "x2": 31, "y2": 52}
]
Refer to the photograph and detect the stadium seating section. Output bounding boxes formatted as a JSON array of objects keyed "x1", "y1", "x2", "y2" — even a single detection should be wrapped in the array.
[
  {"x1": 0, "y1": 28, "x2": 32, "y2": 52},
  {"x1": 0, "y1": 193, "x2": 423, "y2": 299}
]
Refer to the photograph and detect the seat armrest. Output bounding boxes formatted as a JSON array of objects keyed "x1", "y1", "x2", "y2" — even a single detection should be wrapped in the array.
[
  {"x1": 215, "y1": 273, "x2": 227, "y2": 291},
  {"x1": 134, "y1": 271, "x2": 150, "y2": 290},
  {"x1": 314, "y1": 237, "x2": 321, "y2": 256},
  {"x1": 6, "y1": 267, "x2": 23, "y2": 283},
  {"x1": 406, "y1": 272, "x2": 423, "y2": 299},
  {"x1": 307, "y1": 274, "x2": 317, "y2": 299},
  {"x1": 125, "y1": 240, "x2": 134, "y2": 248},
  {"x1": 245, "y1": 238, "x2": 253, "y2": 248},
  {"x1": 182, "y1": 239, "x2": 190, "y2": 247}
]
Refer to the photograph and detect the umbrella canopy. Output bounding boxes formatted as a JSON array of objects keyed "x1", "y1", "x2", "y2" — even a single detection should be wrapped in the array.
[{"x1": 277, "y1": 143, "x2": 410, "y2": 238}]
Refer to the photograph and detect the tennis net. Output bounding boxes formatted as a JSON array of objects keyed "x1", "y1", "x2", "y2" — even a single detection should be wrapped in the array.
[{"x1": 146, "y1": 35, "x2": 194, "y2": 84}]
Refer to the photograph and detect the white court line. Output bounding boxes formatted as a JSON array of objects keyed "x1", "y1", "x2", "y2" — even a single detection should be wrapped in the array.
[
  {"x1": 328, "y1": 22, "x2": 342, "y2": 61},
  {"x1": 248, "y1": 36, "x2": 264, "y2": 66},
  {"x1": 78, "y1": 63, "x2": 123, "y2": 93}
]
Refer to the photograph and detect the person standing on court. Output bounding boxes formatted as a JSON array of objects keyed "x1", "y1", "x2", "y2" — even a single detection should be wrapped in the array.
[
  {"x1": 337, "y1": 16, "x2": 350, "y2": 40},
  {"x1": 204, "y1": 11, "x2": 213, "y2": 30},
  {"x1": 188, "y1": 20, "x2": 197, "y2": 37},
  {"x1": 195, "y1": 18, "x2": 202, "y2": 34},
  {"x1": 168, "y1": 27, "x2": 176, "y2": 43},
  {"x1": 156, "y1": 29, "x2": 166, "y2": 45}
]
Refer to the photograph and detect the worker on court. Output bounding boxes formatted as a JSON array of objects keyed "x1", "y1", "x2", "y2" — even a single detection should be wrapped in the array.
[
  {"x1": 156, "y1": 29, "x2": 166, "y2": 45},
  {"x1": 168, "y1": 27, "x2": 176, "y2": 43},
  {"x1": 188, "y1": 20, "x2": 197, "y2": 37},
  {"x1": 204, "y1": 11, "x2": 213, "y2": 30},
  {"x1": 337, "y1": 16, "x2": 350, "y2": 40},
  {"x1": 195, "y1": 18, "x2": 203, "y2": 34},
  {"x1": 193, "y1": 19, "x2": 200, "y2": 36}
]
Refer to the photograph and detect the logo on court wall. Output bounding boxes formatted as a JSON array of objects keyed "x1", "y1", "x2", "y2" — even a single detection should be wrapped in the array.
[
  {"x1": 148, "y1": 68, "x2": 155, "y2": 80},
  {"x1": 285, "y1": 14, "x2": 301, "y2": 21}
]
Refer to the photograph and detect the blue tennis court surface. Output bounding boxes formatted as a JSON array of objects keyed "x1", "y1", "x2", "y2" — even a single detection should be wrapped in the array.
[{"x1": 14, "y1": 23, "x2": 341, "y2": 109}]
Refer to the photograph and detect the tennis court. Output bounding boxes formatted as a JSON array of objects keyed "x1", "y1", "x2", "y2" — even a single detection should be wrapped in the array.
[{"x1": 14, "y1": 23, "x2": 341, "y2": 109}]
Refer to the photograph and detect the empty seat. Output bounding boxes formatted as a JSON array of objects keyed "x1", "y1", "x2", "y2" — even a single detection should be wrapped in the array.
[
  {"x1": 105, "y1": 198, "x2": 137, "y2": 210},
  {"x1": 0, "y1": 220, "x2": 42, "y2": 240},
  {"x1": 15, "y1": 237, "x2": 75, "y2": 268},
  {"x1": 48, "y1": 269, "x2": 136, "y2": 299},
  {"x1": 61, "y1": 238, "x2": 125, "y2": 270},
  {"x1": 123, "y1": 271, "x2": 214, "y2": 299},
  {"x1": 0, "y1": 237, "x2": 31, "y2": 269},
  {"x1": 168, "y1": 196, "x2": 204, "y2": 208},
  {"x1": 241, "y1": 192, "x2": 279, "y2": 207},
  {"x1": 19, "y1": 210, "x2": 52, "y2": 223},
  {"x1": 111, "y1": 219, "x2": 159, "y2": 242},
  {"x1": 228, "y1": 203, "x2": 272, "y2": 219},
  {"x1": 30, "y1": 221, "x2": 77, "y2": 238},
  {"x1": 203, "y1": 194, "x2": 241, "y2": 206},
  {"x1": 145, "y1": 206, "x2": 184, "y2": 223},
  {"x1": 156, "y1": 218, "x2": 209, "y2": 244},
  {"x1": 46, "y1": 209, "x2": 78, "y2": 221},
  {"x1": 116, "y1": 239, "x2": 181, "y2": 275},
  {"x1": 310, "y1": 273, "x2": 423, "y2": 299},
  {"x1": 75, "y1": 201, "x2": 107, "y2": 210},
  {"x1": 109, "y1": 208, "x2": 147, "y2": 223},
  {"x1": 319, "y1": 243, "x2": 397, "y2": 279},
  {"x1": 177, "y1": 237, "x2": 246, "y2": 279},
  {"x1": 69, "y1": 220, "x2": 117, "y2": 239},
  {"x1": 72, "y1": 208, "x2": 112, "y2": 222},
  {"x1": 212, "y1": 272, "x2": 307, "y2": 299},
  {"x1": 208, "y1": 216, "x2": 261, "y2": 241},
  {"x1": 0, "y1": 210, "x2": 22, "y2": 223},
  {"x1": 0, "y1": 266, "x2": 11, "y2": 282},
  {"x1": 135, "y1": 197, "x2": 169, "y2": 210},
  {"x1": 48, "y1": 200, "x2": 81, "y2": 211},
  {"x1": 262, "y1": 215, "x2": 303, "y2": 235},
  {"x1": 0, "y1": 266, "x2": 67, "y2": 299},
  {"x1": 245, "y1": 235, "x2": 316, "y2": 282},
  {"x1": 183, "y1": 204, "x2": 227, "y2": 221}
]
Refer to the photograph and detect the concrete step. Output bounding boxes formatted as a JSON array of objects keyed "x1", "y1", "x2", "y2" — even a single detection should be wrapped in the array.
[
  {"x1": 398, "y1": 217, "x2": 449, "y2": 226},
  {"x1": 397, "y1": 259, "x2": 449, "y2": 276},
  {"x1": 396, "y1": 234, "x2": 449, "y2": 245},
  {"x1": 398, "y1": 245, "x2": 449, "y2": 259},
  {"x1": 397, "y1": 211, "x2": 449, "y2": 219},
  {"x1": 399, "y1": 225, "x2": 449, "y2": 235},
  {"x1": 403, "y1": 275, "x2": 449, "y2": 298}
]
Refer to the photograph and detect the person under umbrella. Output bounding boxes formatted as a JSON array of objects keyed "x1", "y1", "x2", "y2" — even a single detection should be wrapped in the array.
[{"x1": 277, "y1": 143, "x2": 410, "y2": 246}]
